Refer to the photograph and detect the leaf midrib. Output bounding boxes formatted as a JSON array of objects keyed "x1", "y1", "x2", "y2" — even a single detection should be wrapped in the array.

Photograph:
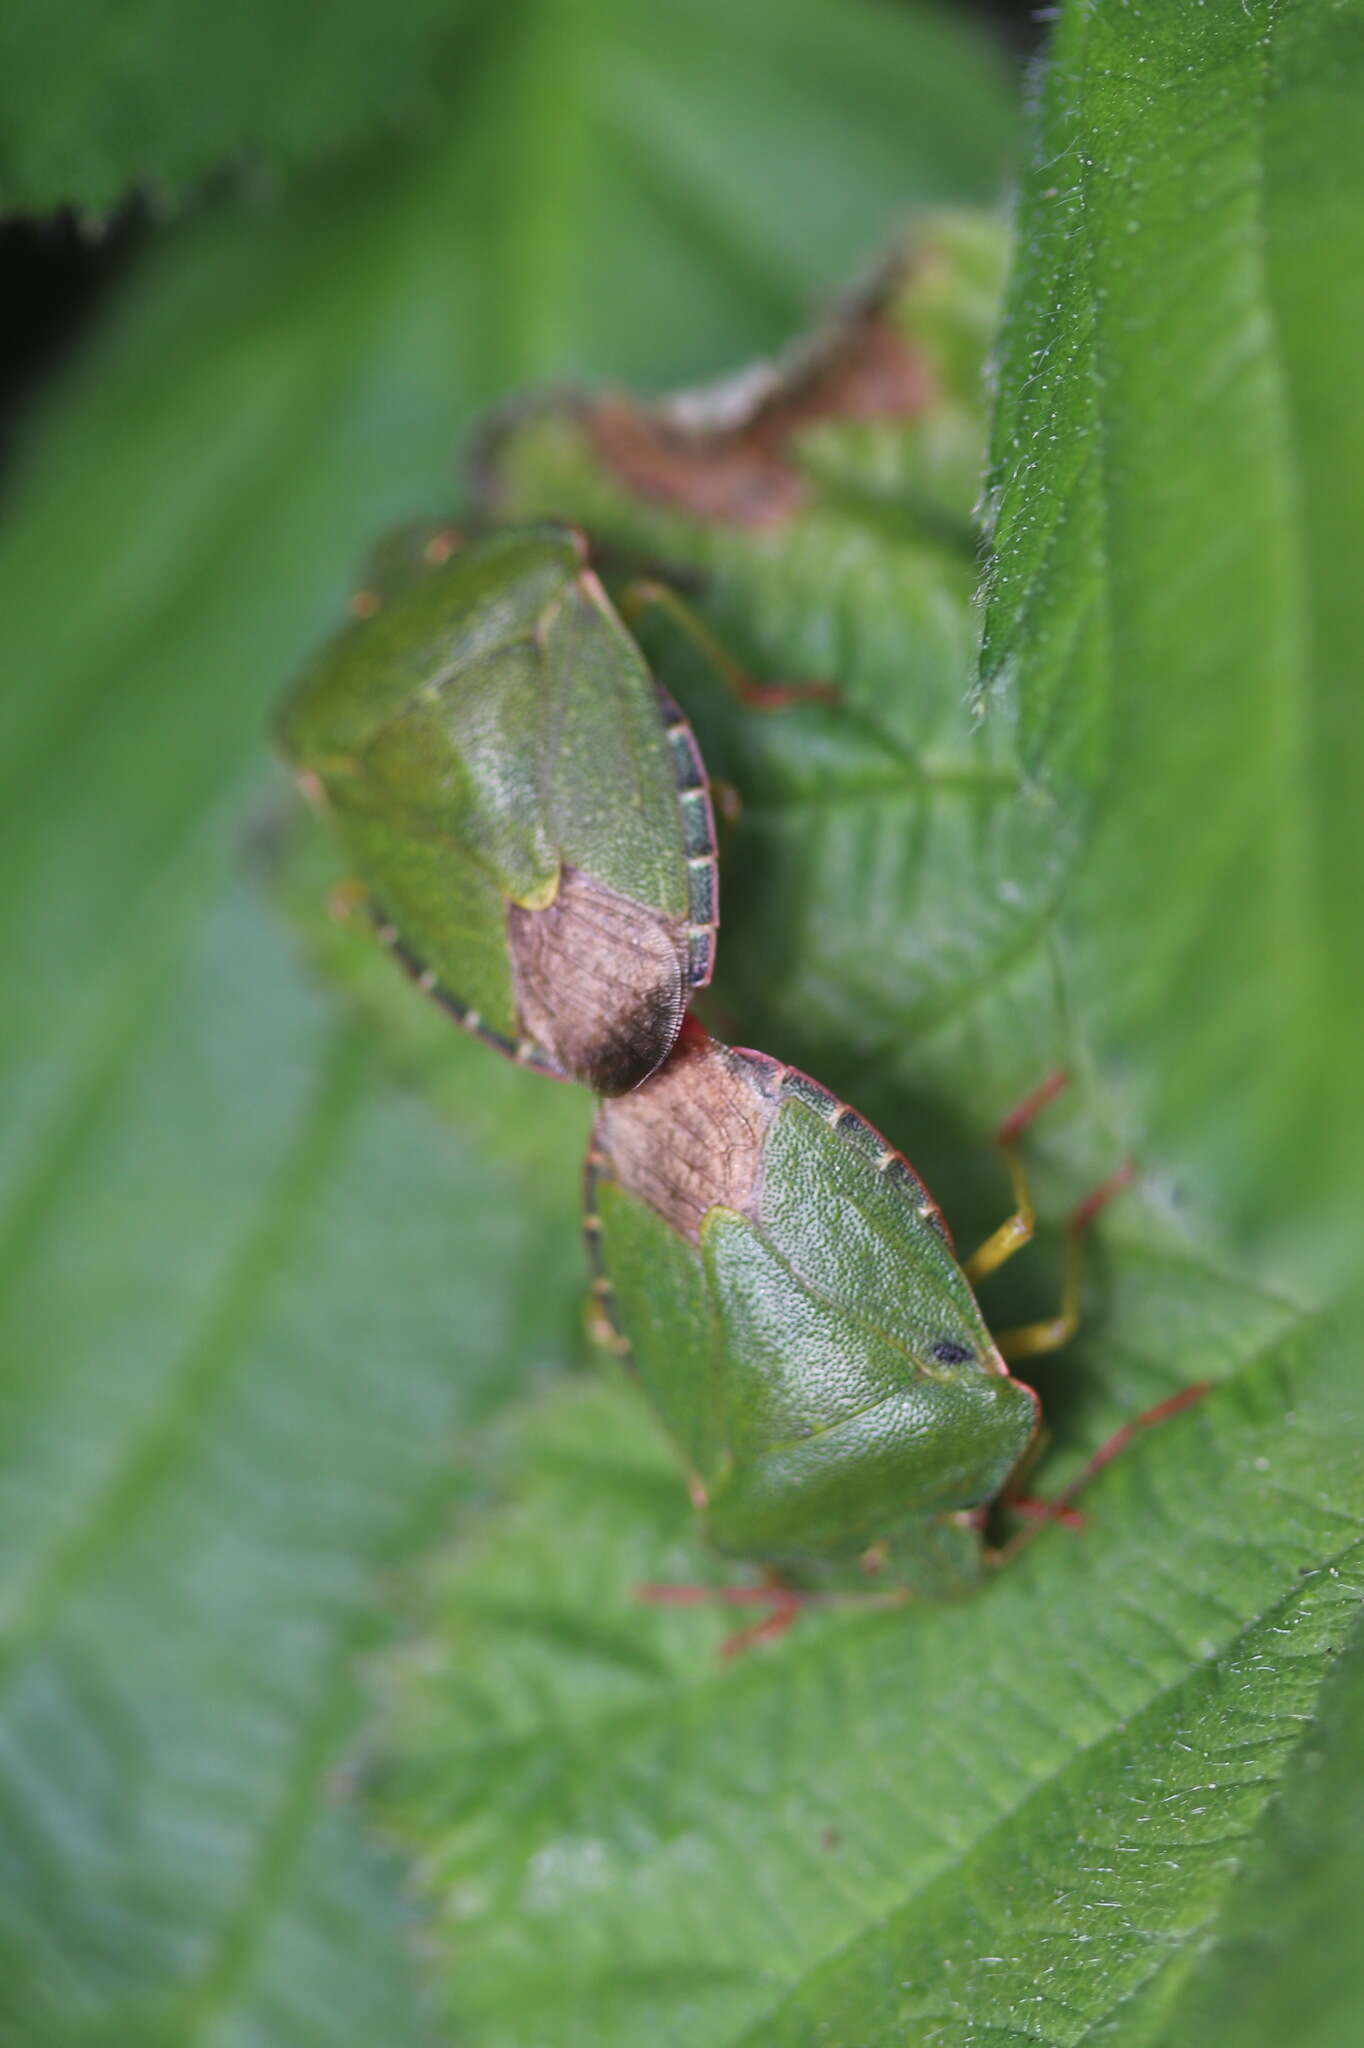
[
  {"x1": 727, "y1": 1528, "x2": 1364, "y2": 2048},
  {"x1": 405, "y1": 1429, "x2": 1357, "y2": 2048},
  {"x1": 1244, "y1": 0, "x2": 1325, "y2": 1036},
  {"x1": 0, "y1": 1017, "x2": 372, "y2": 1693}
]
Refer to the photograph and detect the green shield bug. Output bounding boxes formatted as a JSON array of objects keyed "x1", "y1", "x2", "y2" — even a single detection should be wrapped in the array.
[
  {"x1": 585, "y1": 1017, "x2": 1205, "y2": 1652},
  {"x1": 276, "y1": 522, "x2": 723, "y2": 1095}
]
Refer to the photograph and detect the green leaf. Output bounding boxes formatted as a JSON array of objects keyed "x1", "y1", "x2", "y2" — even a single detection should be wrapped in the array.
[
  {"x1": 379, "y1": 1328, "x2": 1360, "y2": 2048},
  {"x1": 367, "y1": 4, "x2": 1364, "y2": 2042},
  {"x1": 0, "y1": 0, "x2": 479, "y2": 216},
  {"x1": 981, "y1": 0, "x2": 1364, "y2": 1266},
  {"x1": 0, "y1": 3, "x2": 1014, "y2": 2039},
  {"x1": 0, "y1": 0, "x2": 1014, "y2": 221},
  {"x1": 1141, "y1": 1594, "x2": 1364, "y2": 2048}
]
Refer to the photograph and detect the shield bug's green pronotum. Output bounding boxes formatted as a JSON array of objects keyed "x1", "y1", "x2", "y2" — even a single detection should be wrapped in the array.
[
  {"x1": 585, "y1": 1018, "x2": 1205, "y2": 1651},
  {"x1": 276, "y1": 522, "x2": 725, "y2": 1095}
]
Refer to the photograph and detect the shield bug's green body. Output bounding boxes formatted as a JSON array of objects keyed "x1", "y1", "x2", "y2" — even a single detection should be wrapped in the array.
[
  {"x1": 585, "y1": 1019, "x2": 1042, "y2": 1589},
  {"x1": 276, "y1": 523, "x2": 718, "y2": 1095},
  {"x1": 584, "y1": 1018, "x2": 1199, "y2": 1639}
]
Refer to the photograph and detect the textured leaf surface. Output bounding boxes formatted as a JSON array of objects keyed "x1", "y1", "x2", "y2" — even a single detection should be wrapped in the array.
[
  {"x1": 982, "y1": 0, "x2": 1364, "y2": 1268},
  {"x1": 381, "y1": 1326, "x2": 1358, "y2": 2048},
  {"x1": 1149, "y1": 1589, "x2": 1364, "y2": 2048},
  {"x1": 0, "y1": 5, "x2": 1014, "y2": 2040},
  {"x1": 373, "y1": 4, "x2": 1364, "y2": 2044}
]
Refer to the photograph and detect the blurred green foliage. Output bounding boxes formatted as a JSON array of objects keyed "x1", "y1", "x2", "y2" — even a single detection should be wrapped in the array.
[
  {"x1": 0, "y1": 1, "x2": 1360, "y2": 2044},
  {"x1": 0, "y1": 2, "x2": 1017, "y2": 2042}
]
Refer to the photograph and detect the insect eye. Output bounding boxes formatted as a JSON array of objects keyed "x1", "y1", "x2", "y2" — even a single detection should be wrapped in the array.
[{"x1": 930, "y1": 1340, "x2": 974, "y2": 1366}]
